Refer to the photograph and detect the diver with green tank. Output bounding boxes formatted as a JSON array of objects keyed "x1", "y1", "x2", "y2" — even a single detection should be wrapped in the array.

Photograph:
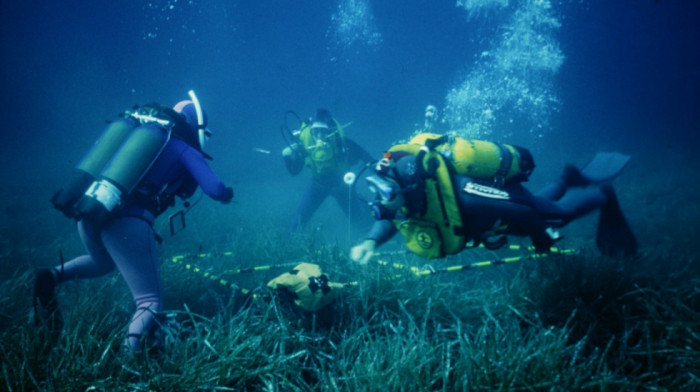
[{"x1": 35, "y1": 91, "x2": 234, "y2": 352}]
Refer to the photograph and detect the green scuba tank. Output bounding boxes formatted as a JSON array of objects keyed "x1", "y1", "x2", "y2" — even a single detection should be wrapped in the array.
[
  {"x1": 51, "y1": 118, "x2": 135, "y2": 218},
  {"x1": 74, "y1": 122, "x2": 171, "y2": 223}
]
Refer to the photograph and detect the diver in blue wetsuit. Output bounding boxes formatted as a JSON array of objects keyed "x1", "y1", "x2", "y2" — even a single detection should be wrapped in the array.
[
  {"x1": 350, "y1": 134, "x2": 637, "y2": 263},
  {"x1": 34, "y1": 92, "x2": 234, "y2": 352},
  {"x1": 282, "y1": 108, "x2": 374, "y2": 232}
]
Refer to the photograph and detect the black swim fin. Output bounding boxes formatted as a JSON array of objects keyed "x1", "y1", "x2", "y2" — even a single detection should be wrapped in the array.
[
  {"x1": 581, "y1": 152, "x2": 630, "y2": 184},
  {"x1": 562, "y1": 152, "x2": 630, "y2": 188},
  {"x1": 596, "y1": 184, "x2": 637, "y2": 257}
]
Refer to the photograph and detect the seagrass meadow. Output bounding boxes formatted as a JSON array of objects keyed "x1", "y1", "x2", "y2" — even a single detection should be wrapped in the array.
[{"x1": 2, "y1": 236, "x2": 699, "y2": 390}]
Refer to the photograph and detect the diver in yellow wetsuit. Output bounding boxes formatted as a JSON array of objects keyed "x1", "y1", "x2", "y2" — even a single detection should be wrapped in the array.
[{"x1": 282, "y1": 108, "x2": 374, "y2": 232}]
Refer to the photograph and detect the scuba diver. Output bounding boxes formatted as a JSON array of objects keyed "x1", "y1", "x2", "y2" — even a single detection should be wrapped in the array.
[
  {"x1": 34, "y1": 91, "x2": 234, "y2": 352},
  {"x1": 422, "y1": 104, "x2": 441, "y2": 133},
  {"x1": 413, "y1": 104, "x2": 444, "y2": 136},
  {"x1": 282, "y1": 108, "x2": 374, "y2": 233},
  {"x1": 350, "y1": 133, "x2": 637, "y2": 263}
]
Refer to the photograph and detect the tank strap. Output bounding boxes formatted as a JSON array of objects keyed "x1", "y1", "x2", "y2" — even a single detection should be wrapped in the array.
[
  {"x1": 126, "y1": 104, "x2": 178, "y2": 127},
  {"x1": 124, "y1": 186, "x2": 174, "y2": 218},
  {"x1": 494, "y1": 143, "x2": 513, "y2": 187}
]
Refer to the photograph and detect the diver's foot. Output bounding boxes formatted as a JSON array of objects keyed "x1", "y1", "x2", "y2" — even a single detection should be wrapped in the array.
[
  {"x1": 600, "y1": 183, "x2": 615, "y2": 201},
  {"x1": 33, "y1": 268, "x2": 62, "y2": 328},
  {"x1": 562, "y1": 164, "x2": 589, "y2": 188},
  {"x1": 596, "y1": 184, "x2": 638, "y2": 257}
]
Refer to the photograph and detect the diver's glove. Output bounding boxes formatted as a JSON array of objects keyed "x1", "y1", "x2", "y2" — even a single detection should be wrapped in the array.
[
  {"x1": 223, "y1": 187, "x2": 234, "y2": 204},
  {"x1": 282, "y1": 144, "x2": 302, "y2": 158},
  {"x1": 533, "y1": 238, "x2": 553, "y2": 253},
  {"x1": 350, "y1": 239, "x2": 376, "y2": 265},
  {"x1": 282, "y1": 145, "x2": 304, "y2": 175},
  {"x1": 533, "y1": 228, "x2": 562, "y2": 253}
]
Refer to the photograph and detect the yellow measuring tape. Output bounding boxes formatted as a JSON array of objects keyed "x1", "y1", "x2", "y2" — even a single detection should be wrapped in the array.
[
  {"x1": 373, "y1": 244, "x2": 577, "y2": 277},
  {"x1": 170, "y1": 253, "x2": 266, "y2": 296},
  {"x1": 169, "y1": 244, "x2": 577, "y2": 293}
]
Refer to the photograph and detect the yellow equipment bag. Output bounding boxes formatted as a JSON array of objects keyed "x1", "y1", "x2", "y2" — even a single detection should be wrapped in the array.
[{"x1": 267, "y1": 263, "x2": 344, "y2": 312}]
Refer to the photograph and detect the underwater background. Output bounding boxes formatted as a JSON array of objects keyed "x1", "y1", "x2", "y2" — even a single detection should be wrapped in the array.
[
  {"x1": 1, "y1": 0, "x2": 699, "y2": 257},
  {"x1": 1, "y1": 0, "x2": 699, "y2": 390}
]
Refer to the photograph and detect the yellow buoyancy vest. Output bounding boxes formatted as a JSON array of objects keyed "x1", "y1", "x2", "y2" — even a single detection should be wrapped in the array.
[
  {"x1": 391, "y1": 148, "x2": 466, "y2": 259},
  {"x1": 298, "y1": 119, "x2": 348, "y2": 177}
]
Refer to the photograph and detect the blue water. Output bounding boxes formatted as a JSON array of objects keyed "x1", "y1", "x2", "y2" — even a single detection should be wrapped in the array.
[{"x1": 1, "y1": 0, "x2": 699, "y2": 254}]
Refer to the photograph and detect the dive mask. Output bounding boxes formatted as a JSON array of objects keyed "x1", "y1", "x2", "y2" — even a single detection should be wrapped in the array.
[
  {"x1": 366, "y1": 175, "x2": 399, "y2": 203},
  {"x1": 366, "y1": 175, "x2": 405, "y2": 220},
  {"x1": 310, "y1": 122, "x2": 330, "y2": 142},
  {"x1": 199, "y1": 127, "x2": 212, "y2": 149}
]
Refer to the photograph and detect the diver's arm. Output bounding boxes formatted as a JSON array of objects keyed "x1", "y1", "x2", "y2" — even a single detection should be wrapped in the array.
[
  {"x1": 366, "y1": 219, "x2": 398, "y2": 246},
  {"x1": 181, "y1": 147, "x2": 233, "y2": 203},
  {"x1": 282, "y1": 143, "x2": 304, "y2": 175},
  {"x1": 345, "y1": 138, "x2": 375, "y2": 165},
  {"x1": 350, "y1": 219, "x2": 397, "y2": 264}
]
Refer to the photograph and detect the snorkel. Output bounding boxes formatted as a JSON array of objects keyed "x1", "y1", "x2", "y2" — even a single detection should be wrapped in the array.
[{"x1": 187, "y1": 90, "x2": 208, "y2": 149}]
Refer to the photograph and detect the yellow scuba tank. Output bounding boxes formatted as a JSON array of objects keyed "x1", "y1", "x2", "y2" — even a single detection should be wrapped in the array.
[
  {"x1": 399, "y1": 133, "x2": 534, "y2": 184},
  {"x1": 51, "y1": 118, "x2": 136, "y2": 218},
  {"x1": 74, "y1": 120, "x2": 171, "y2": 223}
]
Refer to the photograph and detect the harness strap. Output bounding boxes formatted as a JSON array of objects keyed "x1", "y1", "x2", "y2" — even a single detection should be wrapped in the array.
[
  {"x1": 432, "y1": 179, "x2": 450, "y2": 227},
  {"x1": 494, "y1": 143, "x2": 513, "y2": 187}
]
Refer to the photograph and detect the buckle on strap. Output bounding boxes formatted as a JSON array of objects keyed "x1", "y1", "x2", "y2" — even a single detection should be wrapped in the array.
[
  {"x1": 130, "y1": 109, "x2": 172, "y2": 127},
  {"x1": 494, "y1": 143, "x2": 513, "y2": 187}
]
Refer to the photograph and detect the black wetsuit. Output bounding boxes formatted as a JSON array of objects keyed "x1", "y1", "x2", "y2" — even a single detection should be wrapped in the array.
[
  {"x1": 366, "y1": 172, "x2": 608, "y2": 252},
  {"x1": 285, "y1": 138, "x2": 374, "y2": 232}
]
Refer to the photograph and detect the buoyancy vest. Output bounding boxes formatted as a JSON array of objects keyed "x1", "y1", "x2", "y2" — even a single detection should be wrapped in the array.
[
  {"x1": 51, "y1": 104, "x2": 195, "y2": 223},
  {"x1": 297, "y1": 119, "x2": 348, "y2": 177},
  {"x1": 387, "y1": 133, "x2": 534, "y2": 259},
  {"x1": 393, "y1": 150, "x2": 466, "y2": 259}
]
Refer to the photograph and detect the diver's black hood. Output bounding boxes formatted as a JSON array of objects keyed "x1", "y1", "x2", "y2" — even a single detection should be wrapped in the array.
[
  {"x1": 142, "y1": 103, "x2": 212, "y2": 160},
  {"x1": 388, "y1": 155, "x2": 426, "y2": 214}
]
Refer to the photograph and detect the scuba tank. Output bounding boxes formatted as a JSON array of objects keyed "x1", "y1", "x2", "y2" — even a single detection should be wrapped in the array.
[
  {"x1": 51, "y1": 117, "x2": 135, "y2": 218},
  {"x1": 73, "y1": 113, "x2": 172, "y2": 224},
  {"x1": 52, "y1": 92, "x2": 206, "y2": 224},
  {"x1": 51, "y1": 106, "x2": 175, "y2": 223},
  {"x1": 398, "y1": 133, "x2": 535, "y2": 185}
]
